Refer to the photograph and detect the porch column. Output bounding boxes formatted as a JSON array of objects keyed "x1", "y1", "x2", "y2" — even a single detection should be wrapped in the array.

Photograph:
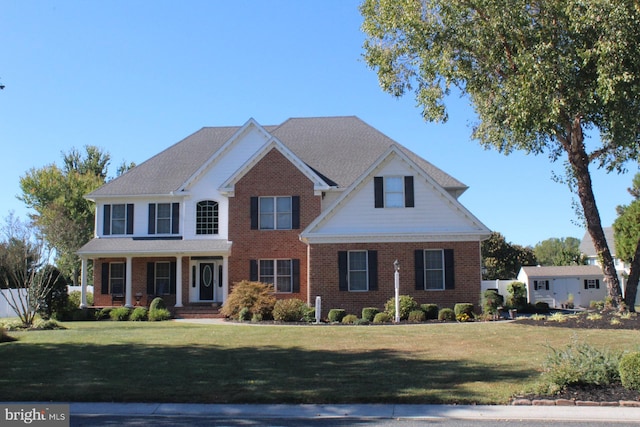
[
  {"x1": 125, "y1": 256, "x2": 133, "y2": 308},
  {"x1": 80, "y1": 257, "x2": 88, "y2": 308},
  {"x1": 175, "y1": 256, "x2": 183, "y2": 307}
]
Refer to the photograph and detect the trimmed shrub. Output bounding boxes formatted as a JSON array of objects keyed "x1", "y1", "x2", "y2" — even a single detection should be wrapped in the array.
[
  {"x1": 303, "y1": 306, "x2": 316, "y2": 323},
  {"x1": 148, "y1": 308, "x2": 172, "y2": 321},
  {"x1": 438, "y1": 308, "x2": 455, "y2": 321},
  {"x1": 534, "y1": 301, "x2": 550, "y2": 313},
  {"x1": 251, "y1": 313, "x2": 263, "y2": 323},
  {"x1": 149, "y1": 297, "x2": 167, "y2": 312},
  {"x1": 273, "y1": 298, "x2": 308, "y2": 322},
  {"x1": 619, "y1": 352, "x2": 640, "y2": 392},
  {"x1": 342, "y1": 314, "x2": 358, "y2": 324},
  {"x1": 373, "y1": 312, "x2": 391, "y2": 323},
  {"x1": 482, "y1": 289, "x2": 503, "y2": 315},
  {"x1": 506, "y1": 282, "x2": 527, "y2": 309},
  {"x1": 31, "y1": 319, "x2": 64, "y2": 330},
  {"x1": 130, "y1": 307, "x2": 148, "y2": 321},
  {"x1": 95, "y1": 307, "x2": 112, "y2": 320},
  {"x1": 328, "y1": 309, "x2": 346, "y2": 323},
  {"x1": 220, "y1": 281, "x2": 276, "y2": 320},
  {"x1": 454, "y1": 303, "x2": 474, "y2": 317},
  {"x1": 384, "y1": 295, "x2": 418, "y2": 320},
  {"x1": 421, "y1": 304, "x2": 438, "y2": 320},
  {"x1": 362, "y1": 307, "x2": 380, "y2": 322},
  {"x1": 109, "y1": 307, "x2": 131, "y2": 321},
  {"x1": 408, "y1": 310, "x2": 425, "y2": 323}
]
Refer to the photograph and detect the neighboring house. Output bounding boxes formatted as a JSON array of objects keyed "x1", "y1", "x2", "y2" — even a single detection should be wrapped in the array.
[
  {"x1": 77, "y1": 116, "x2": 491, "y2": 317},
  {"x1": 579, "y1": 227, "x2": 630, "y2": 293},
  {"x1": 517, "y1": 265, "x2": 605, "y2": 308}
]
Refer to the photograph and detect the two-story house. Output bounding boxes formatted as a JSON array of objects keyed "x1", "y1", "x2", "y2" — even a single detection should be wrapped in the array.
[{"x1": 77, "y1": 116, "x2": 491, "y2": 317}]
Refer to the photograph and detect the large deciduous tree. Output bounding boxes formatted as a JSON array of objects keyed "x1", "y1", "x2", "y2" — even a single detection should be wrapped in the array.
[
  {"x1": 19, "y1": 146, "x2": 110, "y2": 285},
  {"x1": 533, "y1": 237, "x2": 585, "y2": 266},
  {"x1": 482, "y1": 232, "x2": 536, "y2": 280},
  {"x1": 361, "y1": 0, "x2": 640, "y2": 308},
  {"x1": 613, "y1": 173, "x2": 640, "y2": 311}
]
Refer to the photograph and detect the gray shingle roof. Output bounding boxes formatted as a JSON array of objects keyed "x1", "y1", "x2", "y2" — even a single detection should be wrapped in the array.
[
  {"x1": 88, "y1": 116, "x2": 467, "y2": 197},
  {"x1": 520, "y1": 265, "x2": 603, "y2": 278},
  {"x1": 578, "y1": 227, "x2": 616, "y2": 257}
]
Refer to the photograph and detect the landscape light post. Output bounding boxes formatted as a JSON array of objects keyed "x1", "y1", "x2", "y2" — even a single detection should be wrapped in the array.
[{"x1": 394, "y1": 259, "x2": 400, "y2": 323}]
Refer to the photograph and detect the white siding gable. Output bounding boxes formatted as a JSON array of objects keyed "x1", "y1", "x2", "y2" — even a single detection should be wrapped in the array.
[{"x1": 301, "y1": 148, "x2": 490, "y2": 243}]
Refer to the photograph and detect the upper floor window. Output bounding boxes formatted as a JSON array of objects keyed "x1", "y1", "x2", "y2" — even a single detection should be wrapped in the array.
[
  {"x1": 148, "y1": 203, "x2": 180, "y2": 235},
  {"x1": 374, "y1": 176, "x2": 414, "y2": 208},
  {"x1": 103, "y1": 204, "x2": 134, "y2": 235},
  {"x1": 250, "y1": 196, "x2": 300, "y2": 230},
  {"x1": 338, "y1": 250, "x2": 378, "y2": 292},
  {"x1": 196, "y1": 200, "x2": 219, "y2": 235},
  {"x1": 414, "y1": 249, "x2": 454, "y2": 291}
]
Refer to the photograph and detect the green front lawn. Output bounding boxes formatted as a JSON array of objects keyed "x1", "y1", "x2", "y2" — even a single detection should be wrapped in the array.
[{"x1": 2, "y1": 321, "x2": 639, "y2": 404}]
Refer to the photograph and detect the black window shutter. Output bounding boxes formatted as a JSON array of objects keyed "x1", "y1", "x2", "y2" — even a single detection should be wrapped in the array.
[
  {"x1": 596, "y1": 279, "x2": 600, "y2": 289},
  {"x1": 103, "y1": 205, "x2": 111, "y2": 235},
  {"x1": 250, "y1": 260, "x2": 258, "y2": 281},
  {"x1": 172, "y1": 203, "x2": 180, "y2": 234},
  {"x1": 101, "y1": 263, "x2": 110, "y2": 294},
  {"x1": 126, "y1": 204, "x2": 134, "y2": 235},
  {"x1": 170, "y1": 261, "x2": 177, "y2": 294},
  {"x1": 292, "y1": 196, "x2": 300, "y2": 229},
  {"x1": 545, "y1": 280, "x2": 549, "y2": 290},
  {"x1": 292, "y1": 259, "x2": 300, "y2": 293},
  {"x1": 404, "y1": 176, "x2": 414, "y2": 208},
  {"x1": 338, "y1": 251, "x2": 348, "y2": 291},
  {"x1": 250, "y1": 197, "x2": 259, "y2": 229},
  {"x1": 414, "y1": 250, "x2": 424, "y2": 290},
  {"x1": 368, "y1": 250, "x2": 378, "y2": 291},
  {"x1": 147, "y1": 263, "x2": 155, "y2": 295},
  {"x1": 584, "y1": 279, "x2": 588, "y2": 290},
  {"x1": 148, "y1": 204, "x2": 156, "y2": 234},
  {"x1": 374, "y1": 177, "x2": 384, "y2": 208},
  {"x1": 444, "y1": 249, "x2": 455, "y2": 289}
]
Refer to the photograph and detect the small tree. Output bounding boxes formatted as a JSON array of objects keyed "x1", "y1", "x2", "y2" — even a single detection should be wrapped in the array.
[
  {"x1": 0, "y1": 214, "x2": 58, "y2": 327},
  {"x1": 506, "y1": 282, "x2": 527, "y2": 310}
]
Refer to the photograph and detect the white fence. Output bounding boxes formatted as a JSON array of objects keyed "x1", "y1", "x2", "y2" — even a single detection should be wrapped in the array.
[
  {"x1": 481, "y1": 279, "x2": 519, "y2": 299},
  {"x1": 0, "y1": 288, "x2": 27, "y2": 318},
  {"x1": 0, "y1": 286, "x2": 94, "y2": 318}
]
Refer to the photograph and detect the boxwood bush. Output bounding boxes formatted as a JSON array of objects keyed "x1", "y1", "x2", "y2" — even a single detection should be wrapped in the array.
[
  {"x1": 373, "y1": 312, "x2": 391, "y2": 323},
  {"x1": 362, "y1": 307, "x2": 379, "y2": 322},
  {"x1": 421, "y1": 304, "x2": 438, "y2": 320},
  {"x1": 619, "y1": 352, "x2": 640, "y2": 391},
  {"x1": 148, "y1": 308, "x2": 172, "y2": 321},
  {"x1": 438, "y1": 308, "x2": 455, "y2": 321},
  {"x1": 109, "y1": 307, "x2": 131, "y2": 321},
  {"x1": 454, "y1": 303, "x2": 474, "y2": 317},
  {"x1": 384, "y1": 295, "x2": 418, "y2": 320},
  {"x1": 408, "y1": 310, "x2": 425, "y2": 323},
  {"x1": 130, "y1": 307, "x2": 148, "y2": 321},
  {"x1": 342, "y1": 314, "x2": 358, "y2": 324},
  {"x1": 328, "y1": 309, "x2": 346, "y2": 323}
]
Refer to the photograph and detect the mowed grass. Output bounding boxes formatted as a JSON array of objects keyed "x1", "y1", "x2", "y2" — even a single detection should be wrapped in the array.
[{"x1": 2, "y1": 320, "x2": 640, "y2": 404}]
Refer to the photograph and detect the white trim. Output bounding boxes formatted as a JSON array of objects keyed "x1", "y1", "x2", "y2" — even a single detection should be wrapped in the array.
[{"x1": 301, "y1": 232, "x2": 490, "y2": 244}]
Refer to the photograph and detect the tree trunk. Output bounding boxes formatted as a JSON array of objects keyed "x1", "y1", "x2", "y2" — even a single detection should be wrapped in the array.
[
  {"x1": 563, "y1": 118, "x2": 624, "y2": 308},
  {"x1": 623, "y1": 236, "x2": 640, "y2": 312}
]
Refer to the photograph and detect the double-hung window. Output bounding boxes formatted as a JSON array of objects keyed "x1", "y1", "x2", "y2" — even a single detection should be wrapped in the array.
[
  {"x1": 415, "y1": 249, "x2": 454, "y2": 290},
  {"x1": 148, "y1": 203, "x2": 180, "y2": 235},
  {"x1": 109, "y1": 263, "x2": 125, "y2": 294},
  {"x1": 103, "y1": 204, "x2": 134, "y2": 235},
  {"x1": 374, "y1": 176, "x2": 414, "y2": 208},
  {"x1": 338, "y1": 250, "x2": 378, "y2": 292},
  {"x1": 534, "y1": 280, "x2": 550, "y2": 291},
  {"x1": 259, "y1": 259, "x2": 293, "y2": 293},
  {"x1": 154, "y1": 262, "x2": 171, "y2": 295},
  {"x1": 260, "y1": 196, "x2": 292, "y2": 230},
  {"x1": 196, "y1": 200, "x2": 219, "y2": 235},
  {"x1": 584, "y1": 279, "x2": 600, "y2": 289}
]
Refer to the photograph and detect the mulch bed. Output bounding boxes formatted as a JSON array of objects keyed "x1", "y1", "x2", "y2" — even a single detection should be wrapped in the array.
[{"x1": 512, "y1": 309, "x2": 640, "y2": 405}]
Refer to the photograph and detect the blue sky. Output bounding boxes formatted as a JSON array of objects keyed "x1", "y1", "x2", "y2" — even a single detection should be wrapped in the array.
[{"x1": 1, "y1": 0, "x2": 637, "y2": 247}]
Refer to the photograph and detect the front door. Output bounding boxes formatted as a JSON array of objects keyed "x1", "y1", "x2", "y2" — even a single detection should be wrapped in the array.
[{"x1": 199, "y1": 262, "x2": 215, "y2": 301}]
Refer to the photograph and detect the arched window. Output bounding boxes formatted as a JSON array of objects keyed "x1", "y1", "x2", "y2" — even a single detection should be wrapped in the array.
[{"x1": 196, "y1": 201, "x2": 218, "y2": 235}]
